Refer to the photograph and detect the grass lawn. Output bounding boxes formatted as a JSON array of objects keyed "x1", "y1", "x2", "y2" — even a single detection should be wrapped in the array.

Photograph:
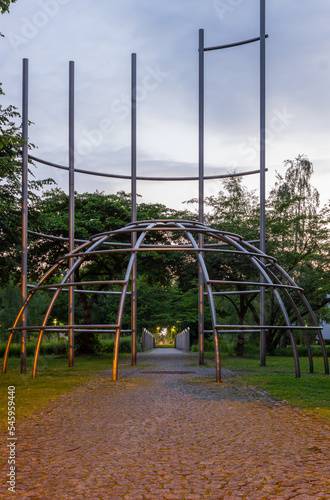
[
  {"x1": 205, "y1": 352, "x2": 330, "y2": 422},
  {"x1": 0, "y1": 354, "x2": 129, "y2": 430}
]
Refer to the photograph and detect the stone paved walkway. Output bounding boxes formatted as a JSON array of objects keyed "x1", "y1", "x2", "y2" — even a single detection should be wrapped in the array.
[{"x1": 1, "y1": 348, "x2": 330, "y2": 499}]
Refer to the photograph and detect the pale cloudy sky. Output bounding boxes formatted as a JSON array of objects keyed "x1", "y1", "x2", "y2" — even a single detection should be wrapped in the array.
[{"x1": 1, "y1": 0, "x2": 330, "y2": 210}]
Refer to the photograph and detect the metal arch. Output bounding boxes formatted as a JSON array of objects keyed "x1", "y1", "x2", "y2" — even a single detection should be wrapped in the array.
[
  {"x1": 2, "y1": 261, "x2": 61, "y2": 374},
  {"x1": 175, "y1": 221, "x2": 221, "y2": 382},
  {"x1": 5, "y1": 219, "x2": 328, "y2": 382},
  {"x1": 112, "y1": 222, "x2": 157, "y2": 380},
  {"x1": 218, "y1": 233, "x2": 301, "y2": 377},
  {"x1": 32, "y1": 234, "x2": 111, "y2": 378},
  {"x1": 270, "y1": 261, "x2": 329, "y2": 375},
  {"x1": 28, "y1": 154, "x2": 263, "y2": 182},
  {"x1": 261, "y1": 264, "x2": 314, "y2": 373},
  {"x1": 241, "y1": 240, "x2": 329, "y2": 374}
]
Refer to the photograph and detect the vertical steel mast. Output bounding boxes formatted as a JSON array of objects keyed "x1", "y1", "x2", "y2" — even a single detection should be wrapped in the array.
[
  {"x1": 198, "y1": 29, "x2": 205, "y2": 365},
  {"x1": 21, "y1": 58, "x2": 29, "y2": 374},
  {"x1": 259, "y1": 0, "x2": 267, "y2": 366},
  {"x1": 68, "y1": 61, "x2": 75, "y2": 367},
  {"x1": 131, "y1": 53, "x2": 137, "y2": 365}
]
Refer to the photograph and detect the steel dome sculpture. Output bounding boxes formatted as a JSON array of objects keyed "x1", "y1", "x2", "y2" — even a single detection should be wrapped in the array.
[
  {"x1": 2, "y1": 4, "x2": 329, "y2": 381},
  {"x1": 2, "y1": 219, "x2": 329, "y2": 381}
]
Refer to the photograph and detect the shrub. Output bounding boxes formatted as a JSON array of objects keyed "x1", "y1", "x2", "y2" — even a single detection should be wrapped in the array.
[
  {"x1": 100, "y1": 336, "x2": 142, "y2": 354},
  {"x1": 274, "y1": 345, "x2": 330, "y2": 357},
  {"x1": 0, "y1": 340, "x2": 68, "y2": 358}
]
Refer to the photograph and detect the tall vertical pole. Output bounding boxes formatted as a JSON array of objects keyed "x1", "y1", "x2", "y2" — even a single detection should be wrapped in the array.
[
  {"x1": 20, "y1": 58, "x2": 29, "y2": 374},
  {"x1": 131, "y1": 53, "x2": 137, "y2": 365},
  {"x1": 198, "y1": 29, "x2": 205, "y2": 365},
  {"x1": 68, "y1": 61, "x2": 75, "y2": 367},
  {"x1": 260, "y1": 0, "x2": 267, "y2": 366}
]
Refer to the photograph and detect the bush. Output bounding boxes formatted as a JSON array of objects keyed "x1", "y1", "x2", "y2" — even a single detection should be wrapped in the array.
[
  {"x1": 100, "y1": 336, "x2": 142, "y2": 354},
  {"x1": 274, "y1": 345, "x2": 330, "y2": 357},
  {"x1": 191, "y1": 338, "x2": 235, "y2": 355},
  {"x1": 0, "y1": 340, "x2": 68, "y2": 358}
]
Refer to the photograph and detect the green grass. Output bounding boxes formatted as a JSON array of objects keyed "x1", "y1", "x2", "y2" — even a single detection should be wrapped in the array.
[
  {"x1": 0, "y1": 354, "x2": 129, "y2": 430},
  {"x1": 204, "y1": 351, "x2": 330, "y2": 422}
]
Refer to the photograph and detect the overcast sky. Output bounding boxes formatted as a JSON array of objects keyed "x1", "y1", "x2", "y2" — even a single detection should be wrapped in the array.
[{"x1": 1, "y1": 0, "x2": 330, "y2": 210}]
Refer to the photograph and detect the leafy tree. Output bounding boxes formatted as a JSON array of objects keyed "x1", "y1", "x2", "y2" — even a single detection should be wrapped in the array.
[
  {"x1": 266, "y1": 155, "x2": 330, "y2": 352},
  {"x1": 0, "y1": 0, "x2": 17, "y2": 15},
  {"x1": 25, "y1": 188, "x2": 195, "y2": 353},
  {"x1": 0, "y1": 0, "x2": 54, "y2": 287}
]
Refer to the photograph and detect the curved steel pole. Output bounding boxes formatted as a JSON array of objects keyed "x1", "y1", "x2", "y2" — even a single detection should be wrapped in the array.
[
  {"x1": 271, "y1": 261, "x2": 329, "y2": 375},
  {"x1": 221, "y1": 234, "x2": 300, "y2": 377},
  {"x1": 176, "y1": 222, "x2": 221, "y2": 382},
  {"x1": 113, "y1": 224, "x2": 155, "y2": 381},
  {"x1": 20, "y1": 58, "x2": 29, "y2": 374},
  {"x1": 265, "y1": 265, "x2": 314, "y2": 373},
  {"x1": 243, "y1": 239, "x2": 327, "y2": 374},
  {"x1": 2, "y1": 262, "x2": 61, "y2": 374},
  {"x1": 198, "y1": 28, "x2": 205, "y2": 365},
  {"x1": 131, "y1": 53, "x2": 137, "y2": 366},
  {"x1": 259, "y1": 0, "x2": 267, "y2": 367},
  {"x1": 32, "y1": 236, "x2": 109, "y2": 377},
  {"x1": 68, "y1": 61, "x2": 75, "y2": 367}
]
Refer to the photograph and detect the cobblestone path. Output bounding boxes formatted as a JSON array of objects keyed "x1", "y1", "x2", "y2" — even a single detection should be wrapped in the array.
[{"x1": 1, "y1": 348, "x2": 330, "y2": 499}]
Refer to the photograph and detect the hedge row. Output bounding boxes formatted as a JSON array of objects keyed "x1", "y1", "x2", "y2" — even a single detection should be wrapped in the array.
[
  {"x1": 191, "y1": 341, "x2": 330, "y2": 357},
  {"x1": 0, "y1": 340, "x2": 68, "y2": 358},
  {"x1": 0, "y1": 337, "x2": 141, "y2": 358}
]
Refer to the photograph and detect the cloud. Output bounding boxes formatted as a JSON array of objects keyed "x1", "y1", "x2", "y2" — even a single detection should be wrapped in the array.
[{"x1": 1, "y1": 0, "x2": 330, "y2": 209}]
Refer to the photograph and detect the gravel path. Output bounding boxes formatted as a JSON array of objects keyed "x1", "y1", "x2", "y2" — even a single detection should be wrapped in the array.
[{"x1": 1, "y1": 348, "x2": 330, "y2": 499}]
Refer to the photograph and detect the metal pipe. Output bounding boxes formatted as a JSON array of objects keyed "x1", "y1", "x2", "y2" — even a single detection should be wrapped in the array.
[
  {"x1": 260, "y1": 0, "x2": 267, "y2": 366},
  {"x1": 131, "y1": 53, "x2": 137, "y2": 366},
  {"x1": 69, "y1": 61, "x2": 75, "y2": 367},
  {"x1": 20, "y1": 58, "x2": 29, "y2": 374},
  {"x1": 113, "y1": 224, "x2": 155, "y2": 380},
  {"x1": 219, "y1": 232, "x2": 301, "y2": 378},
  {"x1": 54, "y1": 246, "x2": 278, "y2": 259},
  {"x1": 204, "y1": 34, "x2": 269, "y2": 52},
  {"x1": 28, "y1": 153, "x2": 263, "y2": 181},
  {"x1": 198, "y1": 28, "x2": 205, "y2": 366}
]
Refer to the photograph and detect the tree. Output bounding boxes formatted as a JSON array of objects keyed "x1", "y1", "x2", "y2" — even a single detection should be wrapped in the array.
[
  {"x1": 0, "y1": 0, "x2": 17, "y2": 15},
  {"x1": 185, "y1": 161, "x2": 330, "y2": 355},
  {"x1": 25, "y1": 188, "x2": 195, "y2": 353},
  {"x1": 0, "y1": 0, "x2": 54, "y2": 287},
  {"x1": 203, "y1": 176, "x2": 260, "y2": 355},
  {"x1": 266, "y1": 155, "x2": 330, "y2": 352}
]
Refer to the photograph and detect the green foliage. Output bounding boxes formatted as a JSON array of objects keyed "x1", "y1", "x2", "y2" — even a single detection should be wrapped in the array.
[
  {"x1": 191, "y1": 338, "x2": 236, "y2": 355},
  {"x1": 0, "y1": 285, "x2": 50, "y2": 342},
  {"x1": 100, "y1": 336, "x2": 141, "y2": 354},
  {"x1": 0, "y1": 336, "x2": 140, "y2": 358},
  {"x1": 0, "y1": 339, "x2": 68, "y2": 357},
  {"x1": 0, "y1": 0, "x2": 17, "y2": 15},
  {"x1": 274, "y1": 345, "x2": 330, "y2": 357},
  {"x1": 1, "y1": 152, "x2": 329, "y2": 358}
]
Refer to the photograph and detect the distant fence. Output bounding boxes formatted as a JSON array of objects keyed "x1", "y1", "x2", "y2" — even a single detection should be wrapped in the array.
[
  {"x1": 142, "y1": 328, "x2": 155, "y2": 351},
  {"x1": 175, "y1": 328, "x2": 190, "y2": 352}
]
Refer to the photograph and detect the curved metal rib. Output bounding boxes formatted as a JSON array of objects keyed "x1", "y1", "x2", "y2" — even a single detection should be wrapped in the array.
[
  {"x1": 175, "y1": 222, "x2": 222, "y2": 382},
  {"x1": 218, "y1": 233, "x2": 301, "y2": 377},
  {"x1": 32, "y1": 234, "x2": 110, "y2": 378},
  {"x1": 112, "y1": 222, "x2": 156, "y2": 380}
]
